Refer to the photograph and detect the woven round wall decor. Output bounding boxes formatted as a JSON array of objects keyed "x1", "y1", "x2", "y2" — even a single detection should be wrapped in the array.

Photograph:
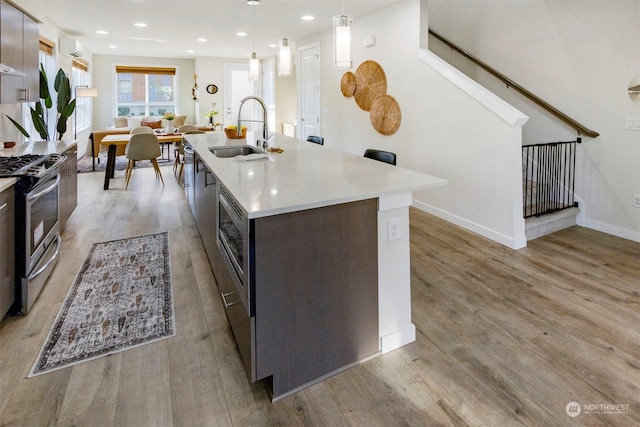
[
  {"x1": 340, "y1": 71, "x2": 356, "y2": 97},
  {"x1": 370, "y1": 94, "x2": 401, "y2": 136},
  {"x1": 354, "y1": 60, "x2": 387, "y2": 111}
]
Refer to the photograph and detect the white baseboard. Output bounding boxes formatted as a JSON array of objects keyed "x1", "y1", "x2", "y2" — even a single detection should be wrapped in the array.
[
  {"x1": 413, "y1": 200, "x2": 527, "y2": 249},
  {"x1": 583, "y1": 218, "x2": 640, "y2": 243},
  {"x1": 380, "y1": 323, "x2": 416, "y2": 354}
]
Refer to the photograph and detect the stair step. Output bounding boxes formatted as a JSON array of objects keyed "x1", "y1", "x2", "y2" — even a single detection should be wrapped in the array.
[{"x1": 525, "y1": 207, "x2": 579, "y2": 241}]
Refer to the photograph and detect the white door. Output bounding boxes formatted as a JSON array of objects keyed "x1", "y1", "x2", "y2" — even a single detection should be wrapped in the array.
[
  {"x1": 297, "y1": 43, "x2": 321, "y2": 141},
  {"x1": 223, "y1": 63, "x2": 258, "y2": 128}
]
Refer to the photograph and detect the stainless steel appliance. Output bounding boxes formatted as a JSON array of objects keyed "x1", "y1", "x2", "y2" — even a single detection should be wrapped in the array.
[
  {"x1": 217, "y1": 183, "x2": 253, "y2": 316},
  {"x1": 0, "y1": 153, "x2": 66, "y2": 314}
]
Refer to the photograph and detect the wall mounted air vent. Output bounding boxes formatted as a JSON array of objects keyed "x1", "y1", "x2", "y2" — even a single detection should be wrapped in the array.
[{"x1": 59, "y1": 37, "x2": 83, "y2": 58}]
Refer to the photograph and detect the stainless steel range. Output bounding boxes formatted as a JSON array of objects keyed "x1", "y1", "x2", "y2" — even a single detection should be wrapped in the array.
[{"x1": 0, "y1": 153, "x2": 66, "y2": 314}]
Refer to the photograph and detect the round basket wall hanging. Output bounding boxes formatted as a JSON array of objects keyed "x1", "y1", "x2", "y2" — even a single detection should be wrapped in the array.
[
  {"x1": 354, "y1": 60, "x2": 387, "y2": 111},
  {"x1": 341, "y1": 71, "x2": 356, "y2": 98},
  {"x1": 370, "y1": 94, "x2": 401, "y2": 136}
]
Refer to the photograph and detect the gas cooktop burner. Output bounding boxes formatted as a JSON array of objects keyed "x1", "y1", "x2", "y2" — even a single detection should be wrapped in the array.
[{"x1": 0, "y1": 153, "x2": 66, "y2": 177}]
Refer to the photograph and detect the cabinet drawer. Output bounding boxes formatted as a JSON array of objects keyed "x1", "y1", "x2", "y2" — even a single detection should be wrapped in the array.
[
  {"x1": 0, "y1": 187, "x2": 12, "y2": 209},
  {"x1": 216, "y1": 263, "x2": 255, "y2": 382},
  {"x1": 0, "y1": 185, "x2": 14, "y2": 318}
]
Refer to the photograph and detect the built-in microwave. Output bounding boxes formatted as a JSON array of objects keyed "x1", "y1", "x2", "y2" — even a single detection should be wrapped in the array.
[{"x1": 216, "y1": 184, "x2": 253, "y2": 316}]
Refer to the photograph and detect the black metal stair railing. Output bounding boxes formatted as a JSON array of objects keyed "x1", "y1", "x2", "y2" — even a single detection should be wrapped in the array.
[{"x1": 522, "y1": 139, "x2": 580, "y2": 218}]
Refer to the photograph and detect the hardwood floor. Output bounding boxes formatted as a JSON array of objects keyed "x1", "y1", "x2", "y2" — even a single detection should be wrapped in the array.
[{"x1": 0, "y1": 166, "x2": 638, "y2": 426}]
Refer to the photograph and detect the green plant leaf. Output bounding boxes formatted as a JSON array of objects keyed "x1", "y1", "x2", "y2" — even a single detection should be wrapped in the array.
[
  {"x1": 56, "y1": 99, "x2": 76, "y2": 139},
  {"x1": 2, "y1": 114, "x2": 30, "y2": 138},
  {"x1": 30, "y1": 107, "x2": 49, "y2": 140},
  {"x1": 39, "y1": 64, "x2": 52, "y2": 109},
  {"x1": 56, "y1": 74, "x2": 71, "y2": 113}
]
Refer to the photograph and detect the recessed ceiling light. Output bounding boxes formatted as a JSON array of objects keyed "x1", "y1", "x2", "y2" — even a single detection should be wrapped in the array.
[
  {"x1": 268, "y1": 43, "x2": 277, "y2": 48},
  {"x1": 134, "y1": 22, "x2": 147, "y2": 27},
  {"x1": 237, "y1": 32, "x2": 247, "y2": 37},
  {"x1": 197, "y1": 38, "x2": 207, "y2": 42},
  {"x1": 301, "y1": 15, "x2": 314, "y2": 21},
  {"x1": 96, "y1": 30, "x2": 108, "y2": 35},
  {"x1": 187, "y1": 50, "x2": 195, "y2": 53},
  {"x1": 247, "y1": 0, "x2": 260, "y2": 4},
  {"x1": 108, "y1": 45, "x2": 118, "y2": 48}
]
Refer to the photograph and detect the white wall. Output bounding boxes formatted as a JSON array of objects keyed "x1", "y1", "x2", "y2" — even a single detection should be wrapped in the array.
[
  {"x1": 194, "y1": 56, "x2": 247, "y2": 126},
  {"x1": 275, "y1": 64, "x2": 297, "y2": 132},
  {"x1": 297, "y1": 0, "x2": 528, "y2": 248},
  {"x1": 429, "y1": 0, "x2": 640, "y2": 242}
]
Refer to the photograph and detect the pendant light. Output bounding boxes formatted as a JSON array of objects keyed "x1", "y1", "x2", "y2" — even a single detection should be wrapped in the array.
[
  {"x1": 278, "y1": 38, "x2": 291, "y2": 77},
  {"x1": 278, "y1": 2, "x2": 291, "y2": 77},
  {"x1": 333, "y1": 0, "x2": 352, "y2": 70},
  {"x1": 249, "y1": 1, "x2": 260, "y2": 81},
  {"x1": 278, "y1": 2, "x2": 292, "y2": 77}
]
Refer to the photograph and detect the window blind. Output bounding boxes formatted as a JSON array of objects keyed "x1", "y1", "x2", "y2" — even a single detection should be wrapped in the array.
[
  {"x1": 115, "y1": 66, "x2": 176, "y2": 76},
  {"x1": 39, "y1": 36, "x2": 54, "y2": 55},
  {"x1": 72, "y1": 58, "x2": 89, "y2": 72}
]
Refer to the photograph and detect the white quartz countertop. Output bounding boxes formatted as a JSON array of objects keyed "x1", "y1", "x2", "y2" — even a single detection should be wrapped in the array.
[
  {"x1": 0, "y1": 140, "x2": 77, "y2": 157},
  {"x1": 186, "y1": 132, "x2": 447, "y2": 219}
]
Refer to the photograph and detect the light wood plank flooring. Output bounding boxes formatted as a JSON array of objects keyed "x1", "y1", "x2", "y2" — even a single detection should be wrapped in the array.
[{"x1": 0, "y1": 165, "x2": 638, "y2": 426}]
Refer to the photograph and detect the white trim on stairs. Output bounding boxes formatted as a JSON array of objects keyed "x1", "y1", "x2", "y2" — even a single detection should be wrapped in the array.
[{"x1": 418, "y1": 49, "x2": 529, "y2": 127}]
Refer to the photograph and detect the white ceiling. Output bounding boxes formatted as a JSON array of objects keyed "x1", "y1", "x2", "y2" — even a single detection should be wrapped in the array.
[{"x1": 15, "y1": 0, "x2": 401, "y2": 59}]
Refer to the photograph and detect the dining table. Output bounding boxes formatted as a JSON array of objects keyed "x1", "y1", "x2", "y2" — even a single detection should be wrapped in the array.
[{"x1": 100, "y1": 132, "x2": 184, "y2": 190}]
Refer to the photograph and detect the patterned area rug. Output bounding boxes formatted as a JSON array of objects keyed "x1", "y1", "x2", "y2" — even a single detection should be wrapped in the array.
[{"x1": 29, "y1": 232, "x2": 174, "y2": 377}]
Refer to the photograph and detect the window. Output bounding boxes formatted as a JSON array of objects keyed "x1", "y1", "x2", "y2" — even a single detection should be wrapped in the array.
[
  {"x1": 115, "y1": 66, "x2": 177, "y2": 117},
  {"x1": 72, "y1": 59, "x2": 91, "y2": 136},
  {"x1": 22, "y1": 37, "x2": 56, "y2": 140}
]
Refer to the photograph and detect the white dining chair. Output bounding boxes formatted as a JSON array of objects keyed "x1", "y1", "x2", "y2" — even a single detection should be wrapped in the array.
[
  {"x1": 177, "y1": 124, "x2": 198, "y2": 133},
  {"x1": 125, "y1": 133, "x2": 164, "y2": 190},
  {"x1": 130, "y1": 126, "x2": 154, "y2": 135}
]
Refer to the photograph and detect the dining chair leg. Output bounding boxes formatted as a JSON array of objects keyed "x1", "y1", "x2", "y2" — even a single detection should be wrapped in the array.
[
  {"x1": 152, "y1": 159, "x2": 165, "y2": 186},
  {"x1": 124, "y1": 160, "x2": 134, "y2": 190},
  {"x1": 178, "y1": 161, "x2": 184, "y2": 185},
  {"x1": 173, "y1": 153, "x2": 180, "y2": 175}
]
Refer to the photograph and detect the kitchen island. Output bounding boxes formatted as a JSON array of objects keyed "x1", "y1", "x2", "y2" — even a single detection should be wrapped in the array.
[{"x1": 184, "y1": 132, "x2": 446, "y2": 400}]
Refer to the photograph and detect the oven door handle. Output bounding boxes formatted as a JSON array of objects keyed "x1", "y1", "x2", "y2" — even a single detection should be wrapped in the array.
[
  {"x1": 28, "y1": 235, "x2": 61, "y2": 281},
  {"x1": 27, "y1": 174, "x2": 60, "y2": 202}
]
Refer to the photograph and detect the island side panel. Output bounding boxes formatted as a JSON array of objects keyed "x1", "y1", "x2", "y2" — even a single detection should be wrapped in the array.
[
  {"x1": 254, "y1": 198, "x2": 379, "y2": 399},
  {"x1": 378, "y1": 192, "x2": 416, "y2": 353}
]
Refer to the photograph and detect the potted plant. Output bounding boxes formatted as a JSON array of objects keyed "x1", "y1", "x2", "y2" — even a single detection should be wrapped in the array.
[
  {"x1": 163, "y1": 112, "x2": 176, "y2": 133},
  {"x1": 205, "y1": 110, "x2": 219, "y2": 125},
  {"x1": 4, "y1": 65, "x2": 76, "y2": 141}
]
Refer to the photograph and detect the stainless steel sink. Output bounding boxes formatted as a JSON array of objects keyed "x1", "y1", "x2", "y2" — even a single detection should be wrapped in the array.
[{"x1": 210, "y1": 145, "x2": 263, "y2": 158}]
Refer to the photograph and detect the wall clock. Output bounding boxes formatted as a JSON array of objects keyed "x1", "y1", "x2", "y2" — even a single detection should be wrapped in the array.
[{"x1": 206, "y1": 84, "x2": 218, "y2": 94}]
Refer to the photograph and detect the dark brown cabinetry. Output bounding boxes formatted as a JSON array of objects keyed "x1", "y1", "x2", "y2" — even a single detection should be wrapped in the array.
[
  {"x1": 0, "y1": 184, "x2": 15, "y2": 318},
  {"x1": 0, "y1": 0, "x2": 39, "y2": 103},
  {"x1": 253, "y1": 199, "x2": 380, "y2": 399},
  {"x1": 58, "y1": 145, "x2": 77, "y2": 231},
  {"x1": 189, "y1": 154, "x2": 380, "y2": 400},
  {"x1": 193, "y1": 154, "x2": 219, "y2": 265}
]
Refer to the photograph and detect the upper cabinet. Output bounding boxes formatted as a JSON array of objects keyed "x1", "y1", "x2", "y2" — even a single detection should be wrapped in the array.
[{"x1": 0, "y1": 0, "x2": 39, "y2": 103}]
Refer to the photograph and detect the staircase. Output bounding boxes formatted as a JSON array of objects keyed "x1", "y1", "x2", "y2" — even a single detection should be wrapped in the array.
[
  {"x1": 522, "y1": 140, "x2": 580, "y2": 240},
  {"x1": 525, "y1": 206, "x2": 579, "y2": 240}
]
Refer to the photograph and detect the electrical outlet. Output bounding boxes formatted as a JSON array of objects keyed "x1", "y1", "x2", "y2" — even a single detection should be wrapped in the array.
[
  {"x1": 387, "y1": 217, "x2": 402, "y2": 241},
  {"x1": 633, "y1": 193, "x2": 640, "y2": 208}
]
